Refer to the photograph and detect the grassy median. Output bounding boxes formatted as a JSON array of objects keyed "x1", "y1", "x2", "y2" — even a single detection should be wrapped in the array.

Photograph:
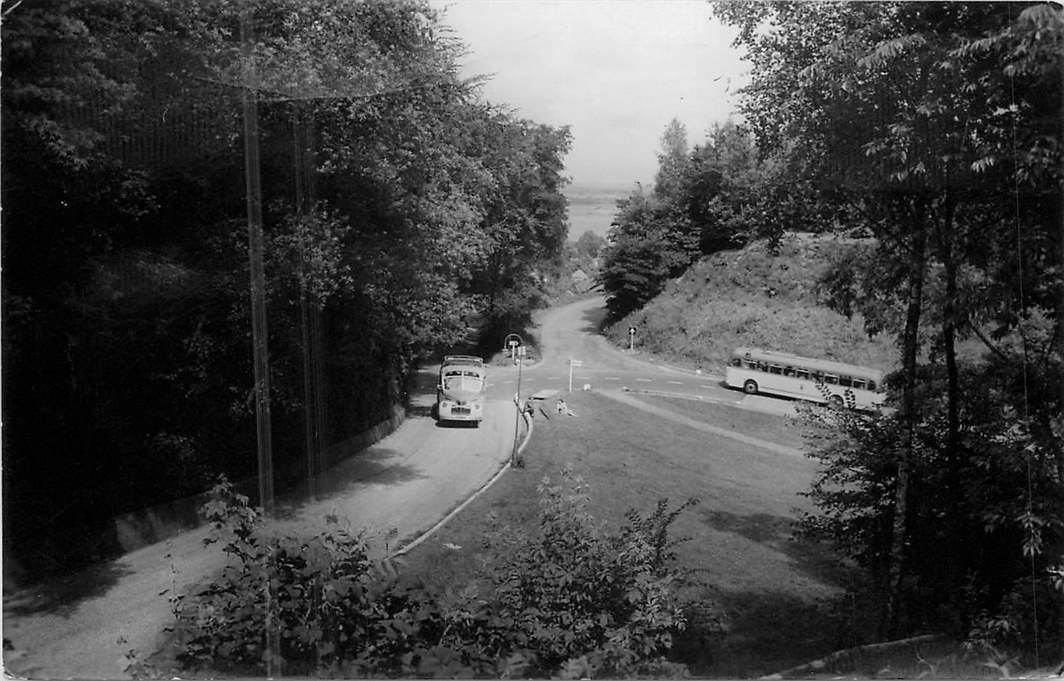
[{"x1": 400, "y1": 390, "x2": 854, "y2": 676}]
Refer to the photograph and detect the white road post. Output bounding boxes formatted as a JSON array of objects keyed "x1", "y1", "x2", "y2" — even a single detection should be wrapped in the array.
[{"x1": 568, "y1": 359, "x2": 582, "y2": 392}]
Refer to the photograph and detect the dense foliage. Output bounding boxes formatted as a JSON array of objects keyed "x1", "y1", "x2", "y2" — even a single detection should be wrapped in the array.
[
  {"x1": 595, "y1": 0, "x2": 1061, "y2": 666},
  {"x1": 1, "y1": 0, "x2": 569, "y2": 577},
  {"x1": 171, "y1": 474, "x2": 696, "y2": 677},
  {"x1": 712, "y1": 0, "x2": 1063, "y2": 663},
  {"x1": 598, "y1": 119, "x2": 822, "y2": 322}
]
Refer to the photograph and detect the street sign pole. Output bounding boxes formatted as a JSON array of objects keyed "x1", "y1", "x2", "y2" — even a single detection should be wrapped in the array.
[
  {"x1": 568, "y1": 359, "x2": 582, "y2": 392},
  {"x1": 505, "y1": 333, "x2": 523, "y2": 466},
  {"x1": 628, "y1": 326, "x2": 636, "y2": 352}
]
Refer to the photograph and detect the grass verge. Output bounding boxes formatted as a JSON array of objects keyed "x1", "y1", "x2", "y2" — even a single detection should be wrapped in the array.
[{"x1": 400, "y1": 390, "x2": 858, "y2": 676}]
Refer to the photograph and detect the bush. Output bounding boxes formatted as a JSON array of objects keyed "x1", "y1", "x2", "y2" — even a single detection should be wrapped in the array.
[
  {"x1": 171, "y1": 473, "x2": 701, "y2": 677},
  {"x1": 483, "y1": 470, "x2": 698, "y2": 677},
  {"x1": 795, "y1": 357, "x2": 1064, "y2": 663}
]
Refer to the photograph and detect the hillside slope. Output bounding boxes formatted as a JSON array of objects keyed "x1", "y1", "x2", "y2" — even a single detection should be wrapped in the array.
[{"x1": 605, "y1": 233, "x2": 898, "y2": 373}]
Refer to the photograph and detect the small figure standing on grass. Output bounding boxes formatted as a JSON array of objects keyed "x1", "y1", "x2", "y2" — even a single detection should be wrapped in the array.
[
  {"x1": 524, "y1": 397, "x2": 536, "y2": 420},
  {"x1": 555, "y1": 398, "x2": 576, "y2": 417}
]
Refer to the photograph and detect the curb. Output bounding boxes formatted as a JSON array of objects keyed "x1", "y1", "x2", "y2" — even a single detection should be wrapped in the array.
[{"x1": 388, "y1": 399, "x2": 533, "y2": 559}]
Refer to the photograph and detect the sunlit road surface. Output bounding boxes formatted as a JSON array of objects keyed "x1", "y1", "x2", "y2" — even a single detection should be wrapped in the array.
[
  {"x1": 3, "y1": 374, "x2": 513, "y2": 678},
  {"x1": 2, "y1": 295, "x2": 794, "y2": 679},
  {"x1": 500, "y1": 295, "x2": 798, "y2": 418}
]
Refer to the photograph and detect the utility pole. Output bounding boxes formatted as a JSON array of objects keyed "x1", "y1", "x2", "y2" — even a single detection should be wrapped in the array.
[
  {"x1": 240, "y1": 5, "x2": 273, "y2": 518},
  {"x1": 241, "y1": 6, "x2": 280, "y2": 676}
]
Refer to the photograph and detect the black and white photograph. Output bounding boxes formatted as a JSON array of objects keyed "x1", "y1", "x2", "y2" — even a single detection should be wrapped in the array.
[{"x1": 2, "y1": 0, "x2": 1062, "y2": 678}]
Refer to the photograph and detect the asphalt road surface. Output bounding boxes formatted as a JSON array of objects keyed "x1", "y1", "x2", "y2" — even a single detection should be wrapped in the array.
[
  {"x1": 503, "y1": 295, "x2": 797, "y2": 418},
  {"x1": 2, "y1": 295, "x2": 793, "y2": 679},
  {"x1": 3, "y1": 377, "x2": 514, "y2": 678}
]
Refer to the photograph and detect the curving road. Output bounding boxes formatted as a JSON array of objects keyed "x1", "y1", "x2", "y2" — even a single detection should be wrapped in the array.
[
  {"x1": 499, "y1": 295, "x2": 797, "y2": 418},
  {"x1": 2, "y1": 295, "x2": 792, "y2": 679},
  {"x1": 4, "y1": 373, "x2": 515, "y2": 678}
]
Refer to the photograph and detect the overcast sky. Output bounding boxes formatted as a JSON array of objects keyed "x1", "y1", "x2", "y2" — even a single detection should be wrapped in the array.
[{"x1": 431, "y1": 0, "x2": 750, "y2": 188}]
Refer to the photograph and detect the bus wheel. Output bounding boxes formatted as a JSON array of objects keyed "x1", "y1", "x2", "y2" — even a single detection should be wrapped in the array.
[
  {"x1": 743, "y1": 380, "x2": 758, "y2": 394},
  {"x1": 829, "y1": 394, "x2": 844, "y2": 409}
]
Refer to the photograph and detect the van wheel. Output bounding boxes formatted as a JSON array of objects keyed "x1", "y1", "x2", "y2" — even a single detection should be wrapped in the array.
[
  {"x1": 743, "y1": 380, "x2": 758, "y2": 395},
  {"x1": 829, "y1": 394, "x2": 844, "y2": 409}
]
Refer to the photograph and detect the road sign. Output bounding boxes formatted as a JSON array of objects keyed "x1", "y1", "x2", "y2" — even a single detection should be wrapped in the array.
[
  {"x1": 569, "y1": 359, "x2": 582, "y2": 367},
  {"x1": 628, "y1": 327, "x2": 636, "y2": 335}
]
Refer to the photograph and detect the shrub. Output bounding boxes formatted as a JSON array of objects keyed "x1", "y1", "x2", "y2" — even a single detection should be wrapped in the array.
[
  {"x1": 172, "y1": 473, "x2": 700, "y2": 677},
  {"x1": 483, "y1": 469, "x2": 698, "y2": 677}
]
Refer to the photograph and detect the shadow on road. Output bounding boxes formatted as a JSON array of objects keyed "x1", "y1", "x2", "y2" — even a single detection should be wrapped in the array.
[
  {"x1": 579, "y1": 300, "x2": 607, "y2": 334},
  {"x1": 3, "y1": 560, "x2": 134, "y2": 618},
  {"x1": 273, "y1": 448, "x2": 427, "y2": 521},
  {"x1": 405, "y1": 402, "x2": 434, "y2": 419}
]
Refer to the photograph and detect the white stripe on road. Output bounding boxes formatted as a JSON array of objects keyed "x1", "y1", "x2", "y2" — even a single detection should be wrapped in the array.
[
  {"x1": 667, "y1": 381, "x2": 684, "y2": 385},
  {"x1": 605, "y1": 377, "x2": 619, "y2": 381},
  {"x1": 636, "y1": 378, "x2": 652, "y2": 382}
]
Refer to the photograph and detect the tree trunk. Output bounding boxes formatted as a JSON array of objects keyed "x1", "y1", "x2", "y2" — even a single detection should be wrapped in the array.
[
  {"x1": 882, "y1": 199, "x2": 928, "y2": 639},
  {"x1": 938, "y1": 195, "x2": 964, "y2": 631}
]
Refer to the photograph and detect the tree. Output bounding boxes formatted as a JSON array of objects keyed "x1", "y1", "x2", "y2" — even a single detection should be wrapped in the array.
[
  {"x1": 574, "y1": 230, "x2": 606, "y2": 263},
  {"x1": 717, "y1": 0, "x2": 1063, "y2": 653},
  {"x1": 1, "y1": 0, "x2": 572, "y2": 578},
  {"x1": 653, "y1": 118, "x2": 690, "y2": 203},
  {"x1": 599, "y1": 119, "x2": 701, "y2": 321},
  {"x1": 598, "y1": 188, "x2": 697, "y2": 321}
]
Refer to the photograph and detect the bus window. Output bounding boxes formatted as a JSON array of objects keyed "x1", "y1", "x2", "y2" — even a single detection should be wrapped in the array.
[
  {"x1": 839, "y1": 375, "x2": 852, "y2": 387},
  {"x1": 867, "y1": 380, "x2": 877, "y2": 391},
  {"x1": 811, "y1": 371, "x2": 823, "y2": 382},
  {"x1": 730, "y1": 357, "x2": 741, "y2": 367},
  {"x1": 825, "y1": 374, "x2": 839, "y2": 385},
  {"x1": 743, "y1": 359, "x2": 757, "y2": 370},
  {"x1": 795, "y1": 368, "x2": 809, "y2": 380},
  {"x1": 769, "y1": 364, "x2": 782, "y2": 375},
  {"x1": 783, "y1": 366, "x2": 795, "y2": 377},
  {"x1": 852, "y1": 378, "x2": 867, "y2": 390}
]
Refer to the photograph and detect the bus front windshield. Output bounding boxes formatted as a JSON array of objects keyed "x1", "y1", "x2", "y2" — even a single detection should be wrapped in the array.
[{"x1": 443, "y1": 370, "x2": 483, "y2": 392}]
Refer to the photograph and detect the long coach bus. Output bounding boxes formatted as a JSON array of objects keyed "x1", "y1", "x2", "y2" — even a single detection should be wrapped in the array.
[
  {"x1": 724, "y1": 347, "x2": 886, "y2": 410},
  {"x1": 436, "y1": 355, "x2": 486, "y2": 426}
]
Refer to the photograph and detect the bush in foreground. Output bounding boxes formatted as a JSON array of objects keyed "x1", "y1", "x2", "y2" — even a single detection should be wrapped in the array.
[{"x1": 169, "y1": 473, "x2": 702, "y2": 677}]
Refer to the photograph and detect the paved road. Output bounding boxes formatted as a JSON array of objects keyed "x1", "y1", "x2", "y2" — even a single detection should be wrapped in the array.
[
  {"x1": 499, "y1": 295, "x2": 798, "y2": 418},
  {"x1": 2, "y1": 295, "x2": 797, "y2": 679},
  {"x1": 3, "y1": 370, "x2": 514, "y2": 679}
]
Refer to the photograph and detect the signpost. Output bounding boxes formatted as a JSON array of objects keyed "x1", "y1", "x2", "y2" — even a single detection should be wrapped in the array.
[
  {"x1": 505, "y1": 333, "x2": 524, "y2": 465},
  {"x1": 504, "y1": 333, "x2": 522, "y2": 365},
  {"x1": 628, "y1": 326, "x2": 636, "y2": 351},
  {"x1": 568, "y1": 359, "x2": 582, "y2": 392}
]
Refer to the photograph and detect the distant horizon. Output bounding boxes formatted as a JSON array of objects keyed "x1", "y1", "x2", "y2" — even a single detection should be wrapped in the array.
[
  {"x1": 434, "y1": 1, "x2": 747, "y2": 187},
  {"x1": 565, "y1": 178, "x2": 644, "y2": 194}
]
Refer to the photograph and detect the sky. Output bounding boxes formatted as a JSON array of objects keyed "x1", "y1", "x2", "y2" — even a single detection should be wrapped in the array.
[{"x1": 430, "y1": 0, "x2": 751, "y2": 189}]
